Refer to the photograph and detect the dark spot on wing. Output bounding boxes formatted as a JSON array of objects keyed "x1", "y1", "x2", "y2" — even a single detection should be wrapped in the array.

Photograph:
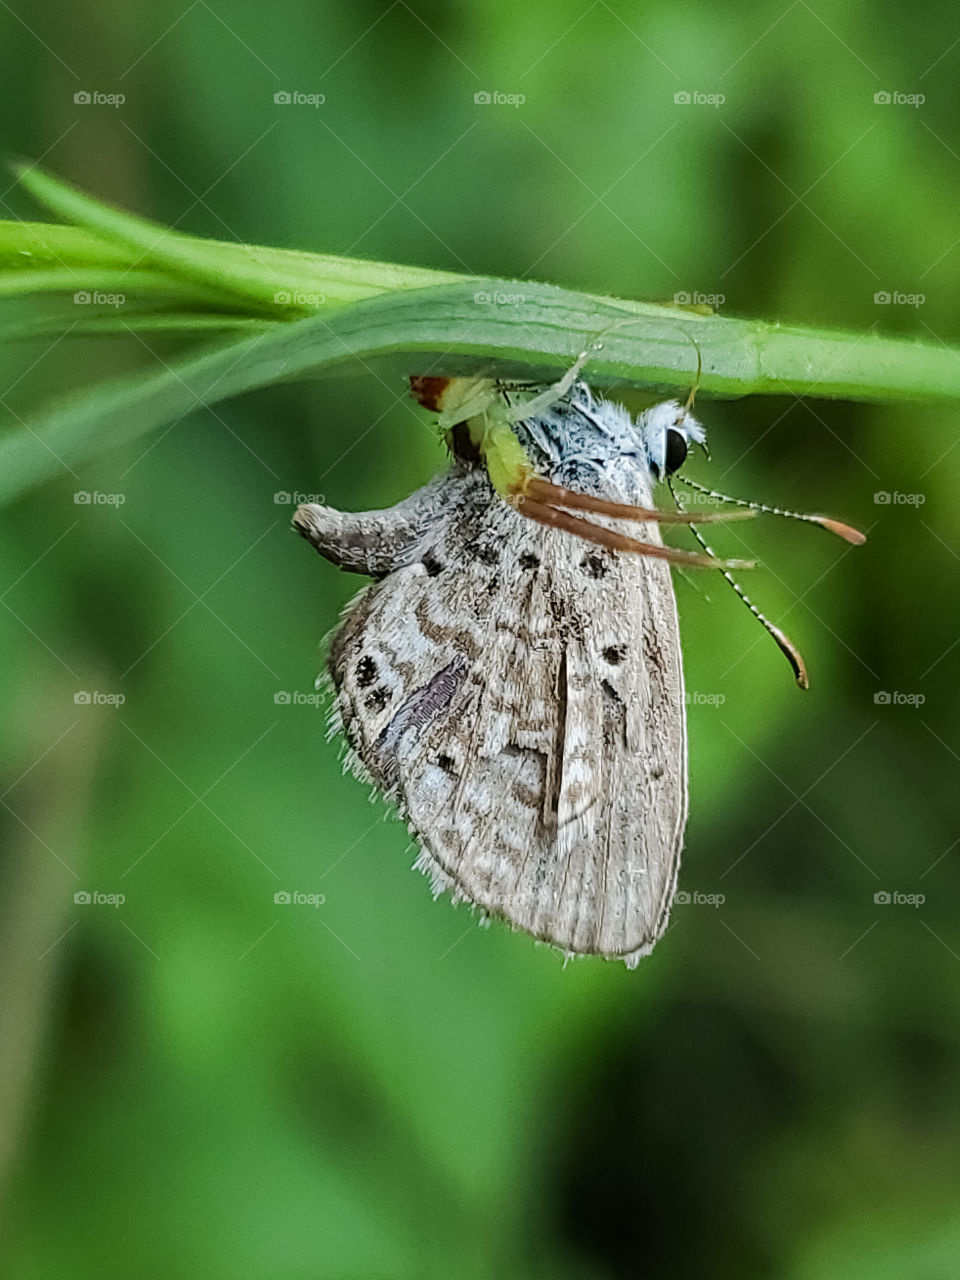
[
  {"x1": 602, "y1": 645, "x2": 627, "y2": 665},
  {"x1": 421, "y1": 552, "x2": 444, "y2": 577},
  {"x1": 437, "y1": 752, "x2": 457, "y2": 775},
  {"x1": 465, "y1": 540, "x2": 499, "y2": 566},
  {"x1": 519, "y1": 551, "x2": 540, "y2": 570},
  {"x1": 355, "y1": 655, "x2": 377, "y2": 688},
  {"x1": 581, "y1": 552, "x2": 609, "y2": 579},
  {"x1": 364, "y1": 686, "x2": 390, "y2": 712},
  {"x1": 601, "y1": 680, "x2": 622, "y2": 706}
]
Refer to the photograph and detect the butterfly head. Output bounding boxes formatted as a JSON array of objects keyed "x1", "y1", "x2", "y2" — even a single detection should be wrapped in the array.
[{"x1": 640, "y1": 400, "x2": 707, "y2": 483}]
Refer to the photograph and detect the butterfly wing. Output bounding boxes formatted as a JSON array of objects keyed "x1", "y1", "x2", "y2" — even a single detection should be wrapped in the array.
[{"x1": 329, "y1": 472, "x2": 688, "y2": 965}]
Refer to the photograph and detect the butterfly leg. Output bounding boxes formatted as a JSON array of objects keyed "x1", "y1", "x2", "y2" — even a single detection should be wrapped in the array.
[
  {"x1": 515, "y1": 498, "x2": 754, "y2": 569},
  {"x1": 521, "y1": 476, "x2": 756, "y2": 526}
]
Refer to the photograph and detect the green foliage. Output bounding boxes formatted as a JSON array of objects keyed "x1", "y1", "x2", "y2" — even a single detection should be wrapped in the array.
[{"x1": 1, "y1": 4, "x2": 958, "y2": 1279}]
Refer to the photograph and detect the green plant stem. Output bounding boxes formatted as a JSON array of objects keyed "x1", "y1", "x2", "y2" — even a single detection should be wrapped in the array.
[{"x1": 0, "y1": 164, "x2": 958, "y2": 507}]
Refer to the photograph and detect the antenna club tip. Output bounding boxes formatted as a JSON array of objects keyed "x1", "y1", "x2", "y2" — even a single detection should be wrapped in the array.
[
  {"x1": 815, "y1": 517, "x2": 867, "y2": 545},
  {"x1": 796, "y1": 671, "x2": 810, "y2": 691}
]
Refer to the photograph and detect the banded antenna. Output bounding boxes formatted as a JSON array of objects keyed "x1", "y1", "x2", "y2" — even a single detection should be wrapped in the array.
[
  {"x1": 668, "y1": 477, "x2": 811, "y2": 689},
  {"x1": 675, "y1": 474, "x2": 865, "y2": 546}
]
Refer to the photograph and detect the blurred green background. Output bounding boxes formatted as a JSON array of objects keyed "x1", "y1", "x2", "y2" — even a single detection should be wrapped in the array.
[{"x1": 1, "y1": 2, "x2": 958, "y2": 1276}]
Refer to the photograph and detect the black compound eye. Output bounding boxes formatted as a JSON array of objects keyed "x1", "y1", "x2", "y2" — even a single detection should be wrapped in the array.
[{"x1": 664, "y1": 428, "x2": 688, "y2": 476}]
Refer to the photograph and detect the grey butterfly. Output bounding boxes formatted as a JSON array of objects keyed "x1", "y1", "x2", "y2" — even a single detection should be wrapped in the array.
[{"x1": 294, "y1": 376, "x2": 862, "y2": 966}]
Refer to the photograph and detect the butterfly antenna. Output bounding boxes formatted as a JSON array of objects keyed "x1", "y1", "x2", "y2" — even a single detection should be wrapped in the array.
[
  {"x1": 669, "y1": 479, "x2": 809, "y2": 689},
  {"x1": 671, "y1": 344, "x2": 711, "y2": 459},
  {"x1": 675, "y1": 474, "x2": 865, "y2": 545},
  {"x1": 681, "y1": 345, "x2": 702, "y2": 417}
]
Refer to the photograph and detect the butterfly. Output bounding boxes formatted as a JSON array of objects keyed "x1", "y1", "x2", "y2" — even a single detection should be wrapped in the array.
[{"x1": 294, "y1": 372, "x2": 862, "y2": 965}]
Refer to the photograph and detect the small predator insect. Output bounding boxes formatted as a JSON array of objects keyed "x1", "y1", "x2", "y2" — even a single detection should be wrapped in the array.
[{"x1": 294, "y1": 366, "x2": 864, "y2": 966}]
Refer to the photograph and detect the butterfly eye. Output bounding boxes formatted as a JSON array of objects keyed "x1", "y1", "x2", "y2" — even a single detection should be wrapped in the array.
[{"x1": 664, "y1": 428, "x2": 688, "y2": 475}]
